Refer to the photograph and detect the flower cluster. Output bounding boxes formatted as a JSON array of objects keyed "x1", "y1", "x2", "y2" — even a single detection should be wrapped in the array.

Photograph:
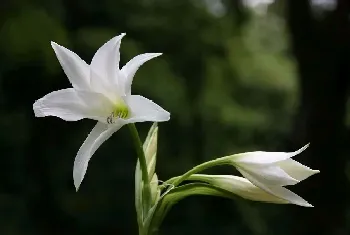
[{"x1": 33, "y1": 34, "x2": 319, "y2": 235}]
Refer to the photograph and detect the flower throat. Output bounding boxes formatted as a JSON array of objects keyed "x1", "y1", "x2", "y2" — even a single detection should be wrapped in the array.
[{"x1": 107, "y1": 102, "x2": 130, "y2": 124}]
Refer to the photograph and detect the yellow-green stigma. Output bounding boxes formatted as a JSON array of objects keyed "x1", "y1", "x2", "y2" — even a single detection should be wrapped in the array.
[{"x1": 107, "y1": 102, "x2": 130, "y2": 124}]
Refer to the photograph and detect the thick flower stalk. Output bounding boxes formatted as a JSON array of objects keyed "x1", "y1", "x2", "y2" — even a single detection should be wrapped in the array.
[
  {"x1": 33, "y1": 34, "x2": 170, "y2": 190},
  {"x1": 228, "y1": 144, "x2": 319, "y2": 207}
]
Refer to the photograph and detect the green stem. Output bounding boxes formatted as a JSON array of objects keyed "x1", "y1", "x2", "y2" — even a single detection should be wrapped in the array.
[
  {"x1": 165, "y1": 157, "x2": 229, "y2": 188},
  {"x1": 128, "y1": 124, "x2": 152, "y2": 214}
]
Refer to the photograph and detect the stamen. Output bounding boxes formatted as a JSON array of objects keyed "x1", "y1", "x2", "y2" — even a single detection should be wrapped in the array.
[
  {"x1": 106, "y1": 113, "x2": 115, "y2": 124},
  {"x1": 106, "y1": 105, "x2": 130, "y2": 124}
]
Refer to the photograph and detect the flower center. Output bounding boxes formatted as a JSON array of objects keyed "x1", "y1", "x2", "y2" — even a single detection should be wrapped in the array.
[{"x1": 106, "y1": 100, "x2": 130, "y2": 124}]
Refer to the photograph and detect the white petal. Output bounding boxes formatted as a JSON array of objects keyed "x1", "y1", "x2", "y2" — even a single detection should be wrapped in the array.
[
  {"x1": 267, "y1": 186, "x2": 313, "y2": 207},
  {"x1": 236, "y1": 164, "x2": 299, "y2": 186},
  {"x1": 73, "y1": 121, "x2": 124, "y2": 190},
  {"x1": 90, "y1": 34, "x2": 126, "y2": 94},
  {"x1": 277, "y1": 159, "x2": 319, "y2": 182},
  {"x1": 126, "y1": 95, "x2": 170, "y2": 122},
  {"x1": 89, "y1": 68, "x2": 119, "y2": 101},
  {"x1": 191, "y1": 174, "x2": 288, "y2": 204},
  {"x1": 76, "y1": 90, "x2": 115, "y2": 121},
  {"x1": 33, "y1": 88, "x2": 113, "y2": 122},
  {"x1": 234, "y1": 144, "x2": 309, "y2": 165},
  {"x1": 238, "y1": 170, "x2": 313, "y2": 207},
  {"x1": 121, "y1": 53, "x2": 162, "y2": 95},
  {"x1": 51, "y1": 42, "x2": 90, "y2": 90}
]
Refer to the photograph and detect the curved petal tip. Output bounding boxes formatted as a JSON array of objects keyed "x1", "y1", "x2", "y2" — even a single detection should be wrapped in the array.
[
  {"x1": 72, "y1": 122, "x2": 124, "y2": 192},
  {"x1": 33, "y1": 99, "x2": 44, "y2": 117},
  {"x1": 73, "y1": 157, "x2": 87, "y2": 192}
]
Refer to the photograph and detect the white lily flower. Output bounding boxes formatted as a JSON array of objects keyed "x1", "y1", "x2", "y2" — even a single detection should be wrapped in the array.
[
  {"x1": 33, "y1": 33, "x2": 170, "y2": 190},
  {"x1": 229, "y1": 144, "x2": 319, "y2": 207}
]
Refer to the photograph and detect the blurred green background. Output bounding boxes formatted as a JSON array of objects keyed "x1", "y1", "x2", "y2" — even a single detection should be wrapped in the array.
[{"x1": 0, "y1": 0, "x2": 349, "y2": 234}]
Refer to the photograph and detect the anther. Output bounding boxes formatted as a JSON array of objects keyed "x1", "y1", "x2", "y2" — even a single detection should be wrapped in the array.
[{"x1": 106, "y1": 113, "x2": 115, "y2": 124}]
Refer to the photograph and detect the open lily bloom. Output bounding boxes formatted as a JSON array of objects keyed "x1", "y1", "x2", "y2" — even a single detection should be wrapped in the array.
[
  {"x1": 229, "y1": 144, "x2": 319, "y2": 207},
  {"x1": 33, "y1": 33, "x2": 170, "y2": 190}
]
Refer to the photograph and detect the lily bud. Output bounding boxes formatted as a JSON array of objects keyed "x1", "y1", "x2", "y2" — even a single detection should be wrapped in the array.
[
  {"x1": 226, "y1": 144, "x2": 319, "y2": 207},
  {"x1": 189, "y1": 174, "x2": 288, "y2": 204}
]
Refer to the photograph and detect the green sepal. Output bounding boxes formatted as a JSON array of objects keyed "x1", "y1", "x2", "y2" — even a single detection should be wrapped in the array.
[
  {"x1": 143, "y1": 123, "x2": 158, "y2": 179},
  {"x1": 135, "y1": 160, "x2": 143, "y2": 229},
  {"x1": 150, "y1": 173, "x2": 161, "y2": 205}
]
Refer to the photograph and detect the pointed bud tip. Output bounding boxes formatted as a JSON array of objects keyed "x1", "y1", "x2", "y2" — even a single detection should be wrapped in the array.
[
  {"x1": 290, "y1": 201, "x2": 313, "y2": 207},
  {"x1": 151, "y1": 122, "x2": 159, "y2": 130},
  {"x1": 50, "y1": 41, "x2": 63, "y2": 52},
  {"x1": 150, "y1": 53, "x2": 163, "y2": 57},
  {"x1": 293, "y1": 143, "x2": 310, "y2": 156},
  {"x1": 118, "y1": 33, "x2": 126, "y2": 41},
  {"x1": 296, "y1": 199, "x2": 313, "y2": 207},
  {"x1": 304, "y1": 203, "x2": 314, "y2": 207},
  {"x1": 301, "y1": 143, "x2": 310, "y2": 151}
]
